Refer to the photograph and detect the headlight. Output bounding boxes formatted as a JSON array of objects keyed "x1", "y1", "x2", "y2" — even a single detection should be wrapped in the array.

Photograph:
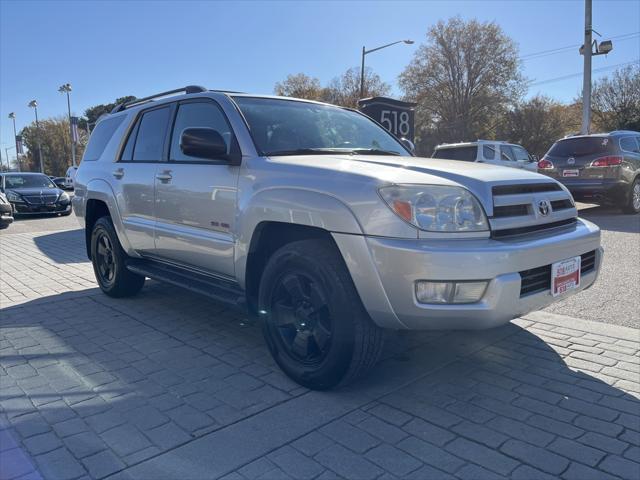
[
  {"x1": 6, "y1": 191, "x2": 24, "y2": 203},
  {"x1": 379, "y1": 185, "x2": 488, "y2": 232},
  {"x1": 59, "y1": 192, "x2": 70, "y2": 202}
]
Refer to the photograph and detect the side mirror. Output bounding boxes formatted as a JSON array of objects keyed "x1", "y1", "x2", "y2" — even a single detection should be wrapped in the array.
[
  {"x1": 180, "y1": 128, "x2": 238, "y2": 163},
  {"x1": 400, "y1": 137, "x2": 415, "y2": 154}
]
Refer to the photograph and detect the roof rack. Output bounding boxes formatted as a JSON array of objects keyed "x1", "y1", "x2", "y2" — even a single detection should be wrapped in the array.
[{"x1": 111, "y1": 85, "x2": 207, "y2": 113}]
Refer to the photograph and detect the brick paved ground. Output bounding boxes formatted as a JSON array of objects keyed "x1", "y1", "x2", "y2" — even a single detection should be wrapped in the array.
[{"x1": 1, "y1": 229, "x2": 639, "y2": 480}]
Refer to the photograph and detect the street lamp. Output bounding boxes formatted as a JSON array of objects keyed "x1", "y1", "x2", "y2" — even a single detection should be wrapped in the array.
[
  {"x1": 58, "y1": 83, "x2": 76, "y2": 167},
  {"x1": 360, "y1": 39, "x2": 414, "y2": 99},
  {"x1": 28, "y1": 100, "x2": 45, "y2": 173},
  {"x1": 8, "y1": 112, "x2": 21, "y2": 171}
]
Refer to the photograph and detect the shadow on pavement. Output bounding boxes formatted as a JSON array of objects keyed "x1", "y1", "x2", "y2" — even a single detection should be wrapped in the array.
[
  {"x1": 579, "y1": 205, "x2": 640, "y2": 234},
  {"x1": 32, "y1": 229, "x2": 86, "y2": 264},
  {"x1": 1, "y1": 286, "x2": 638, "y2": 479}
]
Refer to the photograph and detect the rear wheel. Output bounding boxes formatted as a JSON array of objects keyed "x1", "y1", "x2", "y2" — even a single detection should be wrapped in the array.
[
  {"x1": 91, "y1": 216, "x2": 145, "y2": 297},
  {"x1": 258, "y1": 239, "x2": 384, "y2": 390},
  {"x1": 622, "y1": 178, "x2": 640, "y2": 214}
]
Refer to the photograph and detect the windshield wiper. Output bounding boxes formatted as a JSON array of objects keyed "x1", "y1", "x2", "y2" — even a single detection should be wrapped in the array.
[
  {"x1": 347, "y1": 148, "x2": 403, "y2": 156},
  {"x1": 266, "y1": 148, "x2": 345, "y2": 156}
]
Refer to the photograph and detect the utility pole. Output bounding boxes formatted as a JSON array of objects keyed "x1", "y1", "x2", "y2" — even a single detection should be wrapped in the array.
[
  {"x1": 359, "y1": 40, "x2": 414, "y2": 100},
  {"x1": 59, "y1": 83, "x2": 76, "y2": 167},
  {"x1": 8, "y1": 112, "x2": 21, "y2": 171},
  {"x1": 581, "y1": 0, "x2": 592, "y2": 135},
  {"x1": 28, "y1": 100, "x2": 45, "y2": 173}
]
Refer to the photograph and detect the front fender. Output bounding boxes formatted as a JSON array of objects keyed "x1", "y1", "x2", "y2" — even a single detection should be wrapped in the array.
[{"x1": 234, "y1": 187, "x2": 364, "y2": 288}]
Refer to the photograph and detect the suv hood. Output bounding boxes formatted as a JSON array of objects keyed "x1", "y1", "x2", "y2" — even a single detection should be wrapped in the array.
[{"x1": 269, "y1": 154, "x2": 560, "y2": 209}]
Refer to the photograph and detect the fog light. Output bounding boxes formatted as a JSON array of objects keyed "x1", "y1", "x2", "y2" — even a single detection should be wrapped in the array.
[{"x1": 415, "y1": 281, "x2": 488, "y2": 304}]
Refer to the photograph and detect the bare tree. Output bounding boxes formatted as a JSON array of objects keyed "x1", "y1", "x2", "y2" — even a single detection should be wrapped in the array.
[
  {"x1": 497, "y1": 96, "x2": 568, "y2": 158},
  {"x1": 591, "y1": 65, "x2": 640, "y2": 132},
  {"x1": 274, "y1": 73, "x2": 324, "y2": 101},
  {"x1": 399, "y1": 17, "x2": 524, "y2": 153},
  {"x1": 323, "y1": 67, "x2": 390, "y2": 108}
]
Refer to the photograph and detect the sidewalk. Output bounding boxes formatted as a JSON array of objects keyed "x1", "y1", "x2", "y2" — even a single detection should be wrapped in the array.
[{"x1": 1, "y1": 231, "x2": 639, "y2": 480}]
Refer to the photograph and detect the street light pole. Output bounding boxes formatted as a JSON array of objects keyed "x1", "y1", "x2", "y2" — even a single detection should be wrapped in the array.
[
  {"x1": 59, "y1": 83, "x2": 76, "y2": 167},
  {"x1": 359, "y1": 39, "x2": 414, "y2": 99},
  {"x1": 581, "y1": 0, "x2": 592, "y2": 135},
  {"x1": 28, "y1": 100, "x2": 45, "y2": 173},
  {"x1": 8, "y1": 112, "x2": 21, "y2": 171}
]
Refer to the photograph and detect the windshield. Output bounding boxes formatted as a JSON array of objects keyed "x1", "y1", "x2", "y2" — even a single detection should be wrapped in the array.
[
  {"x1": 4, "y1": 175, "x2": 56, "y2": 189},
  {"x1": 232, "y1": 97, "x2": 409, "y2": 156},
  {"x1": 547, "y1": 137, "x2": 616, "y2": 157}
]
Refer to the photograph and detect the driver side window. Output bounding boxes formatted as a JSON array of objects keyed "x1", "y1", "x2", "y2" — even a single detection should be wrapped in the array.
[
  {"x1": 170, "y1": 102, "x2": 233, "y2": 162},
  {"x1": 500, "y1": 145, "x2": 515, "y2": 161}
]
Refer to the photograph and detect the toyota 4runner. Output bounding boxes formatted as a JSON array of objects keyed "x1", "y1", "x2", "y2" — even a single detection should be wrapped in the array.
[{"x1": 73, "y1": 86, "x2": 602, "y2": 389}]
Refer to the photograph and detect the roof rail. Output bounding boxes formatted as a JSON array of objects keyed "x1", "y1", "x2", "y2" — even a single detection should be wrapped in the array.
[{"x1": 111, "y1": 85, "x2": 207, "y2": 113}]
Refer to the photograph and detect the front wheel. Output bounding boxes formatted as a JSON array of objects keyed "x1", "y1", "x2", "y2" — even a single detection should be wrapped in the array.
[
  {"x1": 91, "y1": 216, "x2": 145, "y2": 297},
  {"x1": 622, "y1": 178, "x2": 640, "y2": 214},
  {"x1": 258, "y1": 239, "x2": 384, "y2": 390}
]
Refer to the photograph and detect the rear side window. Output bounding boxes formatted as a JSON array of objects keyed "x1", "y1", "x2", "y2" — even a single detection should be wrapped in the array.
[
  {"x1": 82, "y1": 116, "x2": 125, "y2": 161},
  {"x1": 483, "y1": 145, "x2": 496, "y2": 160},
  {"x1": 500, "y1": 145, "x2": 515, "y2": 161},
  {"x1": 548, "y1": 137, "x2": 616, "y2": 157},
  {"x1": 130, "y1": 107, "x2": 172, "y2": 162},
  {"x1": 620, "y1": 136, "x2": 639, "y2": 153},
  {"x1": 433, "y1": 146, "x2": 477, "y2": 161},
  {"x1": 511, "y1": 145, "x2": 530, "y2": 162}
]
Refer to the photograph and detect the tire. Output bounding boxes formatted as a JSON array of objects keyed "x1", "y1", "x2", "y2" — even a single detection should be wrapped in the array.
[
  {"x1": 90, "y1": 216, "x2": 145, "y2": 297},
  {"x1": 258, "y1": 239, "x2": 384, "y2": 390},
  {"x1": 622, "y1": 178, "x2": 640, "y2": 214}
]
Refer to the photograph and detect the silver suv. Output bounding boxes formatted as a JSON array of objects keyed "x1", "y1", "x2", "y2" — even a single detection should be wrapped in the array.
[{"x1": 73, "y1": 86, "x2": 602, "y2": 389}]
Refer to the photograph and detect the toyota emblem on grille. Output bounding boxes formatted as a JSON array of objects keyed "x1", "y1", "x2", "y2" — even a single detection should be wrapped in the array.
[
  {"x1": 538, "y1": 199, "x2": 551, "y2": 216},
  {"x1": 567, "y1": 157, "x2": 575, "y2": 165}
]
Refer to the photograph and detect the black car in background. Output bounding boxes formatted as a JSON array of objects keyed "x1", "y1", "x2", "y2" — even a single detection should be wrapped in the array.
[
  {"x1": 49, "y1": 176, "x2": 72, "y2": 190},
  {"x1": 0, "y1": 173, "x2": 72, "y2": 216},
  {"x1": 538, "y1": 130, "x2": 640, "y2": 214},
  {"x1": 0, "y1": 192, "x2": 14, "y2": 229}
]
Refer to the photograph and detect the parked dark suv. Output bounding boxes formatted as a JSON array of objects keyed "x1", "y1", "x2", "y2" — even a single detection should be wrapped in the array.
[{"x1": 538, "y1": 131, "x2": 640, "y2": 214}]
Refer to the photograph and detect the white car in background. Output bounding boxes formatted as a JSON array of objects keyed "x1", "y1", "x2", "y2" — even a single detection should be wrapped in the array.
[
  {"x1": 64, "y1": 166, "x2": 78, "y2": 190},
  {"x1": 433, "y1": 140, "x2": 538, "y2": 171}
]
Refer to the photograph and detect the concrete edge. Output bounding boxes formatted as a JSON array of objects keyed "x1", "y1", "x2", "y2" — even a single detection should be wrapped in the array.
[{"x1": 523, "y1": 310, "x2": 639, "y2": 340}]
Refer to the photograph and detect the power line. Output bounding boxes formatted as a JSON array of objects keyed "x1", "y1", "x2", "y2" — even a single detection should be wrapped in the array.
[
  {"x1": 520, "y1": 31, "x2": 639, "y2": 61},
  {"x1": 528, "y1": 59, "x2": 639, "y2": 87}
]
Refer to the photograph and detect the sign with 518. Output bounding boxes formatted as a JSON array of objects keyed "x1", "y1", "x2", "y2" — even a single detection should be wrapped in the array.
[{"x1": 357, "y1": 97, "x2": 417, "y2": 143}]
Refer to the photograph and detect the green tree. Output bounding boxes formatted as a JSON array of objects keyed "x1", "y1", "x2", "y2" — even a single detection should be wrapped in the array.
[
  {"x1": 20, "y1": 116, "x2": 86, "y2": 175},
  {"x1": 496, "y1": 96, "x2": 568, "y2": 158},
  {"x1": 84, "y1": 95, "x2": 136, "y2": 129},
  {"x1": 274, "y1": 73, "x2": 324, "y2": 100},
  {"x1": 591, "y1": 65, "x2": 640, "y2": 132},
  {"x1": 399, "y1": 17, "x2": 524, "y2": 155}
]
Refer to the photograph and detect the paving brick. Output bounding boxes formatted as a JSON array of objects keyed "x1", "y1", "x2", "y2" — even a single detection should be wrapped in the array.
[
  {"x1": 598, "y1": 395, "x2": 640, "y2": 416},
  {"x1": 320, "y1": 420, "x2": 380, "y2": 454},
  {"x1": 315, "y1": 444, "x2": 383, "y2": 480},
  {"x1": 367, "y1": 404, "x2": 412, "y2": 427},
  {"x1": 22, "y1": 432, "x2": 62, "y2": 456},
  {"x1": 123, "y1": 406, "x2": 170, "y2": 430},
  {"x1": 291, "y1": 432, "x2": 333, "y2": 457},
  {"x1": 364, "y1": 444, "x2": 422, "y2": 477},
  {"x1": 599, "y1": 454, "x2": 640, "y2": 478},
  {"x1": 238, "y1": 458, "x2": 277, "y2": 479},
  {"x1": 511, "y1": 464, "x2": 557, "y2": 480},
  {"x1": 63, "y1": 431, "x2": 108, "y2": 459},
  {"x1": 447, "y1": 437, "x2": 521, "y2": 475},
  {"x1": 455, "y1": 464, "x2": 507, "y2": 479},
  {"x1": 397, "y1": 436, "x2": 464, "y2": 473},
  {"x1": 452, "y1": 421, "x2": 509, "y2": 448},
  {"x1": 381, "y1": 395, "x2": 463, "y2": 428},
  {"x1": 579, "y1": 431, "x2": 627, "y2": 454},
  {"x1": 471, "y1": 396, "x2": 531, "y2": 421},
  {"x1": 81, "y1": 449, "x2": 126, "y2": 478},
  {"x1": 14, "y1": 413, "x2": 51, "y2": 438},
  {"x1": 561, "y1": 462, "x2": 619, "y2": 480},
  {"x1": 500, "y1": 439, "x2": 569, "y2": 475},
  {"x1": 34, "y1": 447, "x2": 87, "y2": 480},
  {"x1": 101, "y1": 424, "x2": 152, "y2": 457},
  {"x1": 624, "y1": 446, "x2": 640, "y2": 463},
  {"x1": 1, "y1": 447, "x2": 39, "y2": 479},
  {"x1": 526, "y1": 414, "x2": 584, "y2": 439},
  {"x1": 487, "y1": 416, "x2": 555, "y2": 447},
  {"x1": 574, "y1": 414, "x2": 624, "y2": 438},
  {"x1": 548, "y1": 437, "x2": 606, "y2": 466},
  {"x1": 166, "y1": 404, "x2": 214, "y2": 433},
  {"x1": 512, "y1": 397, "x2": 576, "y2": 422},
  {"x1": 403, "y1": 464, "x2": 456, "y2": 480},
  {"x1": 401, "y1": 418, "x2": 455, "y2": 447},
  {"x1": 146, "y1": 422, "x2": 191, "y2": 450},
  {"x1": 269, "y1": 447, "x2": 326, "y2": 480},
  {"x1": 356, "y1": 417, "x2": 407, "y2": 444}
]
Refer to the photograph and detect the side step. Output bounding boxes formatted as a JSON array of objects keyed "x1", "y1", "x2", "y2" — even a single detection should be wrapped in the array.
[{"x1": 126, "y1": 259, "x2": 247, "y2": 311}]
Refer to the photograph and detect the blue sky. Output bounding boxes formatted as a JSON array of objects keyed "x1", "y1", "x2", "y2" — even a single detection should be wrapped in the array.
[{"x1": 1, "y1": 0, "x2": 638, "y2": 163}]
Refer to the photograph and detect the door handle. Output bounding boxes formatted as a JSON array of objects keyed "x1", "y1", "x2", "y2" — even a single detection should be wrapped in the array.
[
  {"x1": 112, "y1": 168, "x2": 124, "y2": 179},
  {"x1": 155, "y1": 170, "x2": 173, "y2": 183}
]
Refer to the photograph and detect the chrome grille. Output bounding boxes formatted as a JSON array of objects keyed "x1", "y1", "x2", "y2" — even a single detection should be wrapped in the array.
[
  {"x1": 23, "y1": 194, "x2": 58, "y2": 205},
  {"x1": 490, "y1": 182, "x2": 577, "y2": 239}
]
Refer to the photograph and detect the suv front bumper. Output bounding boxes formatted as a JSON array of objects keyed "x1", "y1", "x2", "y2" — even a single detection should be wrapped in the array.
[{"x1": 333, "y1": 218, "x2": 602, "y2": 330}]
